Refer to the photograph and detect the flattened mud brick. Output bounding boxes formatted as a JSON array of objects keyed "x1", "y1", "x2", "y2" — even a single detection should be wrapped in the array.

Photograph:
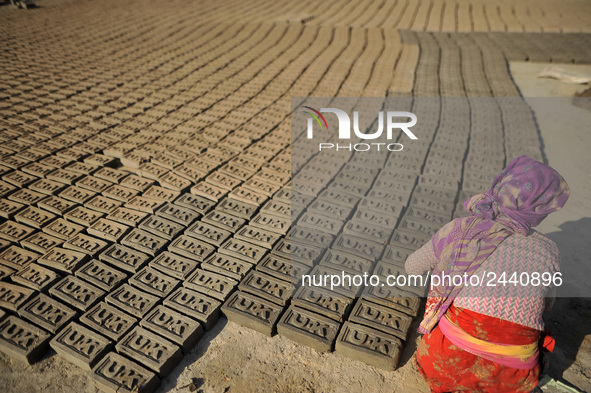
[
  {"x1": 163, "y1": 288, "x2": 221, "y2": 331},
  {"x1": 47, "y1": 169, "x2": 84, "y2": 185},
  {"x1": 319, "y1": 249, "x2": 374, "y2": 275},
  {"x1": 63, "y1": 233, "x2": 108, "y2": 257},
  {"x1": 361, "y1": 286, "x2": 421, "y2": 317},
  {"x1": 0, "y1": 316, "x2": 51, "y2": 364},
  {"x1": 372, "y1": 261, "x2": 407, "y2": 279},
  {"x1": 202, "y1": 210, "x2": 245, "y2": 233},
  {"x1": 250, "y1": 212, "x2": 290, "y2": 235},
  {"x1": 277, "y1": 306, "x2": 340, "y2": 352},
  {"x1": 80, "y1": 302, "x2": 137, "y2": 341},
  {"x1": 86, "y1": 195, "x2": 123, "y2": 215},
  {"x1": 343, "y1": 219, "x2": 392, "y2": 245},
  {"x1": 349, "y1": 299, "x2": 412, "y2": 341},
  {"x1": 107, "y1": 207, "x2": 147, "y2": 227},
  {"x1": 260, "y1": 199, "x2": 290, "y2": 219},
  {"x1": 412, "y1": 185, "x2": 456, "y2": 202},
  {"x1": 143, "y1": 185, "x2": 179, "y2": 203},
  {"x1": 397, "y1": 216, "x2": 441, "y2": 236},
  {"x1": 307, "y1": 265, "x2": 363, "y2": 297},
  {"x1": 138, "y1": 215, "x2": 183, "y2": 241},
  {"x1": 121, "y1": 229, "x2": 168, "y2": 257},
  {"x1": 390, "y1": 229, "x2": 431, "y2": 252},
  {"x1": 272, "y1": 238, "x2": 324, "y2": 266},
  {"x1": 37, "y1": 195, "x2": 78, "y2": 216},
  {"x1": 0, "y1": 245, "x2": 40, "y2": 270},
  {"x1": 120, "y1": 175, "x2": 154, "y2": 193},
  {"x1": 64, "y1": 205, "x2": 104, "y2": 227},
  {"x1": 173, "y1": 193, "x2": 215, "y2": 215},
  {"x1": 184, "y1": 269, "x2": 237, "y2": 301},
  {"x1": 18, "y1": 293, "x2": 76, "y2": 334},
  {"x1": 28, "y1": 179, "x2": 66, "y2": 196},
  {"x1": 130, "y1": 267, "x2": 179, "y2": 298},
  {"x1": 173, "y1": 163, "x2": 207, "y2": 184},
  {"x1": 84, "y1": 154, "x2": 116, "y2": 167},
  {"x1": 0, "y1": 282, "x2": 35, "y2": 311},
  {"x1": 90, "y1": 351, "x2": 160, "y2": 393},
  {"x1": 125, "y1": 196, "x2": 165, "y2": 214},
  {"x1": 185, "y1": 221, "x2": 231, "y2": 247},
  {"x1": 102, "y1": 184, "x2": 139, "y2": 203},
  {"x1": 154, "y1": 203, "x2": 199, "y2": 226},
  {"x1": 0, "y1": 265, "x2": 15, "y2": 281},
  {"x1": 64, "y1": 161, "x2": 99, "y2": 175},
  {"x1": 168, "y1": 235, "x2": 214, "y2": 263},
  {"x1": 105, "y1": 284, "x2": 159, "y2": 319},
  {"x1": 149, "y1": 251, "x2": 198, "y2": 280},
  {"x1": 0, "y1": 220, "x2": 36, "y2": 243},
  {"x1": 77, "y1": 176, "x2": 113, "y2": 194},
  {"x1": 403, "y1": 207, "x2": 448, "y2": 226},
  {"x1": 190, "y1": 181, "x2": 228, "y2": 202},
  {"x1": 292, "y1": 286, "x2": 354, "y2": 322},
  {"x1": 50, "y1": 321, "x2": 112, "y2": 371},
  {"x1": 257, "y1": 253, "x2": 309, "y2": 284},
  {"x1": 76, "y1": 260, "x2": 127, "y2": 291},
  {"x1": 418, "y1": 175, "x2": 458, "y2": 191},
  {"x1": 100, "y1": 243, "x2": 150, "y2": 274},
  {"x1": 216, "y1": 197, "x2": 258, "y2": 220},
  {"x1": 50, "y1": 275, "x2": 105, "y2": 312},
  {"x1": 239, "y1": 270, "x2": 294, "y2": 306},
  {"x1": 272, "y1": 188, "x2": 294, "y2": 205},
  {"x1": 140, "y1": 306, "x2": 204, "y2": 352},
  {"x1": 88, "y1": 218, "x2": 130, "y2": 242},
  {"x1": 222, "y1": 291, "x2": 284, "y2": 337},
  {"x1": 332, "y1": 234, "x2": 384, "y2": 263},
  {"x1": 335, "y1": 321, "x2": 403, "y2": 371},
  {"x1": 159, "y1": 171, "x2": 192, "y2": 192},
  {"x1": 8, "y1": 188, "x2": 45, "y2": 205},
  {"x1": 3, "y1": 170, "x2": 38, "y2": 188},
  {"x1": 306, "y1": 200, "x2": 352, "y2": 221},
  {"x1": 43, "y1": 218, "x2": 84, "y2": 241},
  {"x1": 0, "y1": 180, "x2": 17, "y2": 199},
  {"x1": 0, "y1": 198, "x2": 24, "y2": 219},
  {"x1": 94, "y1": 167, "x2": 128, "y2": 184},
  {"x1": 11, "y1": 263, "x2": 60, "y2": 292},
  {"x1": 408, "y1": 195, "x2": 454, "y2": 213},
  {"x1": 21, "y1": 231, "x2": 64, "y2": 254},
  {"x1": 381, "y1": 246, "x2": 413, "y2": 266},
  {"x1": 219, "y1": 238, "x2": 267, "y2": 265},
  {"x1": 358, "y1": 197, "x2": 404, "y2": 217},
  {"x1": 234, "y1": 225, "x2": 281, "y2": 249},
  {"x1": 59, "y1": 185, "x2": 97, "y2": 204},
  {"x1": 289, "y1": 226, "x2": 334, "y2": 250}
]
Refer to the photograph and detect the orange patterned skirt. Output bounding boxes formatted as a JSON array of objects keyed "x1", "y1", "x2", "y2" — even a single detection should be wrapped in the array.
[{"x1": 415, "y1": 304, "x2": 541, "y2": 393}]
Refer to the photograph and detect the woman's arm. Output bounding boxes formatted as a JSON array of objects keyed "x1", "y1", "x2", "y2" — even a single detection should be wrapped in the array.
[{"x1": 405, "y1": 240, "x2": 439, "y2": 275}]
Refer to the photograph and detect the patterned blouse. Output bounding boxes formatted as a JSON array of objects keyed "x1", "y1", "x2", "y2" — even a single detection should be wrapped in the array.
[{"x1": 405, "y1": 230, "x2": 559, "y2": 330}]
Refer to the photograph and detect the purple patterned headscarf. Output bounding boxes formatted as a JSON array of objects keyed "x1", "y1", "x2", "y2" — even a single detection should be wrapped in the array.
[{"x1": 419, "y1": 155, "x2": 570, "y2": 334}]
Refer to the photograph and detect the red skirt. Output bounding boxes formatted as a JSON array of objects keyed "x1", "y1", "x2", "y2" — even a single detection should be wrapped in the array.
[{"x1": 415, "y1": 304, "x2": 541, "y2": 393}]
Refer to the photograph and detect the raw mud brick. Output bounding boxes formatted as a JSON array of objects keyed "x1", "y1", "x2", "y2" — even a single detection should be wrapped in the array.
[
  {"x1": 409, "y1": 195, "x2": 454, "y2": 213},
  {"x1": 86, "y1": 195, "x2": 122, "y2": 215},
  {"x1": 202, "y1": 210, "x2": 245, "y2": 233},
  {"x1": 272, "y1": 238, "x2": 324, "y2": 266},
  {"x1": 99, "y1": 243, "x2": 150, "y2": 274},
  {"x1": 307, "y1": 265, "x2": 363, "y2": 297},
  {"x1": 292, "y1": 286, "x2": 354, "y2": 322},
  {"x1": 50, "y1": 275, "x2": 105, "y2": 312},
  {"x1": 50, "y1": 321, "x2": 112, "y2": 370},
  {"x1": 173, "y1": 164, "x2": 206, "y2": 184},
  {"x1": 326, "y1": 182, "x2": 369, "y2": 198},
  {"x1": 18, "y1": 293, "x2": 77, "y2": 333},
  {"x1": 143, "y1": 186, "x2": 179, "y2": 203},
  {"x1": 422, "y1": 166, "x2": 461, "y2": 181},
  {"x1": 0, "y1": 220, "x2": 36, "y2": 243},
  {"x1": 138, "y1": 215, "x2": 183, "y2": 241},
  {"x1": 190, "y1": 181, "x2": 228, "y2": 202},
  {"x1": 107, "y1": 207, "x2": 147, "y2": 227},
  {"x1": 289, "y1": 226, "x2": 334, "y2": 249},
  {"x1": 260, "y1": 199, "x2": 290, "y2": 219},
  {"x1": 81, "y1": 302, "x2": 137, "y2": 341},
  {"x1": 106, "y1": 284, "x2": 159, "y2": 319},
  {"x1": 257, "y1": 253, "x2": 309, "y2": 283},
  {"x1": 250, "y1": 213, "x2": 290, "y2": 235},
  {"x1": 291, "y1": 191, "x2": 314, "y2": 208},
  {"x1": 174, "y1": 193, "x2": 215, "y2": 215},
  {"x1": 0, "y1": 245, "x2": 40, "y2": 270},
  {"x1": 64, "y1": 162, "x2": 99, "y2": 175},
  {"x1": 164, "y1": 287, "x2": 221, "y2": 331},
  {"x1": 103, "y1": 184, "x2": 139, "y2": 203},
  {"x1": 239, "y1": 270, "x2": 294, "y2": 306},
  {"x1": 361, "y1": 285, "x2": 421, "y2": 317},
  {"x1": 297, "y1": 212, "x2": 344, "y2": 237},
  {"x1": 216, "y1": 197, "x2": 258, "y2": 220},
  {"x1": 358, "y1": 197, "x2": 404, "y2": 217},
  {"x1": 47, "y1": 169, "x2": 84, "y2": 185},
  {"x1": 139, "y1": 162, "x2": 169, "y2": 181},
  {"x1": 222, "y1": 291, "x2": 284, "y2": 337},
  {"x1": 88, "y1": 218, "x2": 130, "y2": 242},
  {"x1": 168, "y1": 235, "x2": 214, "y2": 262},
  {"x1": 412, "y1": 185, "x2": 456, "y2": 202},
  {"x1": 154, "y1": 203, "x2": 199, "y2": 226},
  {"x1": 77, "y1": 176, "x2": 113, "y2": 194},
  {"x1": 418, "y1": 175, "x2": 458, "y2": 191},
  {"x1": 368, "y1": 189, "x2": 412, "y2": 208},
  {"x1": 349, "y1": 300, "x2": 412, "y2": 341},
  {"x1": 372, "y1": 178, "x2": 416, "y2": 195},
  {"x1": 219, "y1": 238, "x2": 267, "y2": 264},
  {"x1": 125, "y1": 196, "x2": 164, "y2": 214},
  {"x1": 64, "y1": 206, "x2": 104, "y2": 227},
  {"x1": 234, "y1": 225, "x2": 281, "y2": 249},
  {"x1": 90, "y1": 351, "x2": 160, "y2": 393},
  {"x1": 184, "y1": 269, "x2": 237, "y2": 301},
  {"x1": 120, "y1": 175, "x2": 154, "y2": 193},
  {"x1": 149, "y1": 251, "x2": 198, "y2": 280},
  {"x1": 0, "y1": 198, "x2": 24, "y2": 219},
  {"x1": 94, "y1": 167, "x2": 128, "y2": 184},
  {"x1": 28, "y1": 179, "x2": 66, "y2": 196},
  {"x1": 390, "y1": 229, "x2": 431, "y2": 252},
  {"x1": 201, "y1": 252, "x2": 253, "y2": 281},
  {"x1": 319, "y1": 249, "x2": 374, "y2": 275},
  {"x1": 3, "y1": 170, "x2": 38, "y2": 188},
  {"x1": 59, "y1": 186, "x2": 97, "y2": 204},
  {"x1": 372, "y1": 260, "x2": 408, "y2": 278},
  {"x1": 335, "y1": 321, "x2": 403, "y2": 371},
  {"x1": 332, "y1": 234, "x2": 384, "y2": 263},
  {"x1": 76, "y1": 259, "x2": 127, "y2": 291},
  {"x1": 185, "y1": 221, "x2": 231, "y2": 247},
  {"x1": 343, "y1": 219, "x2": 392, "y2": 245},
  {"x1": 271, "y1": 188, "x2": 291, "y2": 204},
  {"x1": 277, "y1": 306, "x2": 340, "y2": 352},
  {"x1": 159, "y1": 172, "x2": 192, "y2": 192},
  {"x1": 116, "y1": 326, "x2": 182, "y2": 376},
  {"x1": 21, "y1": 162, "x2": 54, "y2": 178},
  {"x1": 381, "y1": 246, "x2": 412, "y2": 266},
  {"x1": 43, "y1": 218, "x2": 83, "y2": 241},
  {"x1": 403, "y1": 207, "x2": 449, "y2": 226},
  {"x1": 121, "y1": 229, "x2": 168, "y2": 257},
  {"x1": 11, "y1": 263, "x2": 61, "y2": 292},
  {"x1": 306, "y1": 200, "x2": 352, "y2": 221},
  {"x1": 397, "y1": 216, "x2": 441, "y2": 236},
  {"x1": 0, "y1": 181, "x2": 17, "y2": 198},
  {"x1": 37, "y1": 195, "x2": 78, "y2": 216},
  {"x1": 140, "y1": 305, "x2": 204, "y2": 352},
  {"x1": 130, "y1": 267, "x2": 179, "y2": 298},
  {"x1": 63, "y1": 233, "x2": 108, "y2": 257},
  {"x1": 0, "y1": 265, "x2": 15, "y2": 281},
  {"x1": 21, "y1": 231, "x2": 64, "y2": 254},
  {"x1": 8, "y1": 189, "x2": 45, "y2": 205},
  {"x1": 0, "y1": 282, "x2": 35, "y2": 311},
  {"x1": 0, "y1": 316, "x2": 51, "y2": 364},
  {"x1": 84, "y1": 154, "x2": 116, "y2": 167}
]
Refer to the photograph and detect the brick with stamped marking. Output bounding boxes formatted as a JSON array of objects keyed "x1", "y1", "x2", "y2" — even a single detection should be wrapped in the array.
[
  {"x1": 105, "y1": 284, "x2": 159, "y2": 319},
  {"x1": 8, "y1": 188, "x2": 45, "y2": 205},
  {"x1": 361, "y1": 286, "x2": 421, "y2": 317},
  {"x1": 86, "y1": 195, "x2": 122, "y2": 215},
  {"x1": 343, "y1": 219, "x2": 392, "y2": 245},
  {"x1": 28, "y1": 178, "x2": 65, "y2": 196},
  {"x1": 107, "y1": 207, "x2": 147, "y2": 227},
  {"x1": 202, "y1": 210, "x2": 245, "y2": 233},
  {"x1": 164, "y1": 287, "x2": 221, "y2": 331},
  {"x1": 138, "y1": 215, "x2": 183, "y2": 241},
  {"x1": 332, "y1": 234, "x2": 384, "y2": 263},
  {"x1": 250, "y1": 213, "x2": 289, "y2": 235},
  {"x1": 0, "y1": 221, "x2": 36, "y2": 243},
  {"x1": 88, "y1": 218, "x2": 130, "y2": 242},
  {"x1": 168, "y1": 235, "x2": 214, "y2": 262},
  {"x1": 59, "y1": 186, "x2": 97, "y2": 204},
  {"x1": 216, "y1": 197, "x2": 258, "y2": 220},
  {"x1": 271, "y1": 239, "x2": 323, "y2": 266},
  {"x1": 0, "y1": 246, "x2": 40, "y2": 270},
  {"x1": 120, "y1": 175, "x2": 154, "y2": 192},
  {"x1": 358, "y1": 198, "x2": 404, "y2": 217},
  {"x1": 37, "y1": 195, "x2": 78, "y2": 216},
  {"x1": 173, "y1": 193, "x2": 215, "y2": 215},
  {"x1": 42, "y1": 218, "x2": 83, "y2": 241},
  {"x1": 0, "y1": 198, "x2": 24, "y2": 219},
  {"x1": 0, "y1": 282, "x2": 35, "y2": 311},
  {"x1": 149, "y1": 251, "x2": 198, "y2": 280},
  {"x1": 130, "y1": 267, "x2": 179, "y2": 298},
  {"x1": 219, "y1": 238, "x2": 267, "y2": 265},
  {"x1": 0, "y1": 316, "x2": 51, "y2": 364},
  {"x1": 76, "y1": 175, "x2": 113, "y2": 194},
  {"x1": 63, "y1": 233, "x2": 108, "y2": 257},
  {"x1": 190, "y1": 181, "x2": 228, "y2": 202},
  {"x1": 292, "y1": 286, "x2": 354, "y2": 322},
  {"x1": 49, "y1": 275, "x2": 105, "y2": 312},
  {"x1": 143, "y1": 185, "x2": 179, "y2": 203},
  {"x1": 256, "y1": 253, "x2": 309, "y2": 284},
  {"x1": 99, "y1": 243, "x2": 150, "y2": 274},
  {"x1": 103, "y1": 184, "x2": 139, "y2": 203},
  {"x1": 140, "y1": 305, "x2": 204, "y2": 352},
  {"x1": 75, "y1": 259, "x2": 127, "y2": 292},
  {"x1": 89, "y1": 351, "x2": 159, "y2": 393},
  {"x1": 319, "y1": 249, "x2": 374, "y2": 275},
  {"x1": 125, "y1": 196, "x2": 165, "y2": 214},
  {"x1": 80, "y1": 302, "x2": 137, "y2": 341},
  {"x1": 349, "y1": 299, "x2": 412, "y2": 341},
  {"x1": 277, "y1": 306, "x2": 340, "y2": 352},
  {"x1": 63, "y1": 206, "x2": 104, "y2": 227},
  {"x1": 0, "y1": 265, "x2": 15, "y2": 281},
  {"x1": 297, "y1": 212, "x2": 344, "y2": 236},
  {"x1": 234, "y1": 225, "x2": 281, "y2": 249},
  {"x1": 18, "y1": 293, "x2": 77, "y2": 333},
  {"x1": 184, "y1": 221, "x2": 231, "y2": 247},
  {"x1": 94, "y1": 167, "x2": 128, "y2": 184},
  {"x1": 389, "y1": 229, "x2": 431, "y2": 252},
  {"x1": 184, "y1": 269, "x2": 237, "y2": 301},
  {"x1": 239, "y1": 270, "x2": 294, "y2": 306},
  {"x1": 221, "y1": 291, "x2": 284, "y2": 336},
  {"x1": 121, "y1": 229, "x2": 168, "y2": 257},
  {"x1": 11, "y1": 263, "x2": 60, "y2": 292},
  {"x1": 201, "y1": 252, "x2": 253, "y2": 281},
  {"x1": 50, "y1": 321, "x2": 112, "y2": 370},
  {"x1": 155, "y1": 203, "x2": 199, "y2": 226},
  {"x1": 21, "y1": 231, "x2": 64, "y2": 254}
]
